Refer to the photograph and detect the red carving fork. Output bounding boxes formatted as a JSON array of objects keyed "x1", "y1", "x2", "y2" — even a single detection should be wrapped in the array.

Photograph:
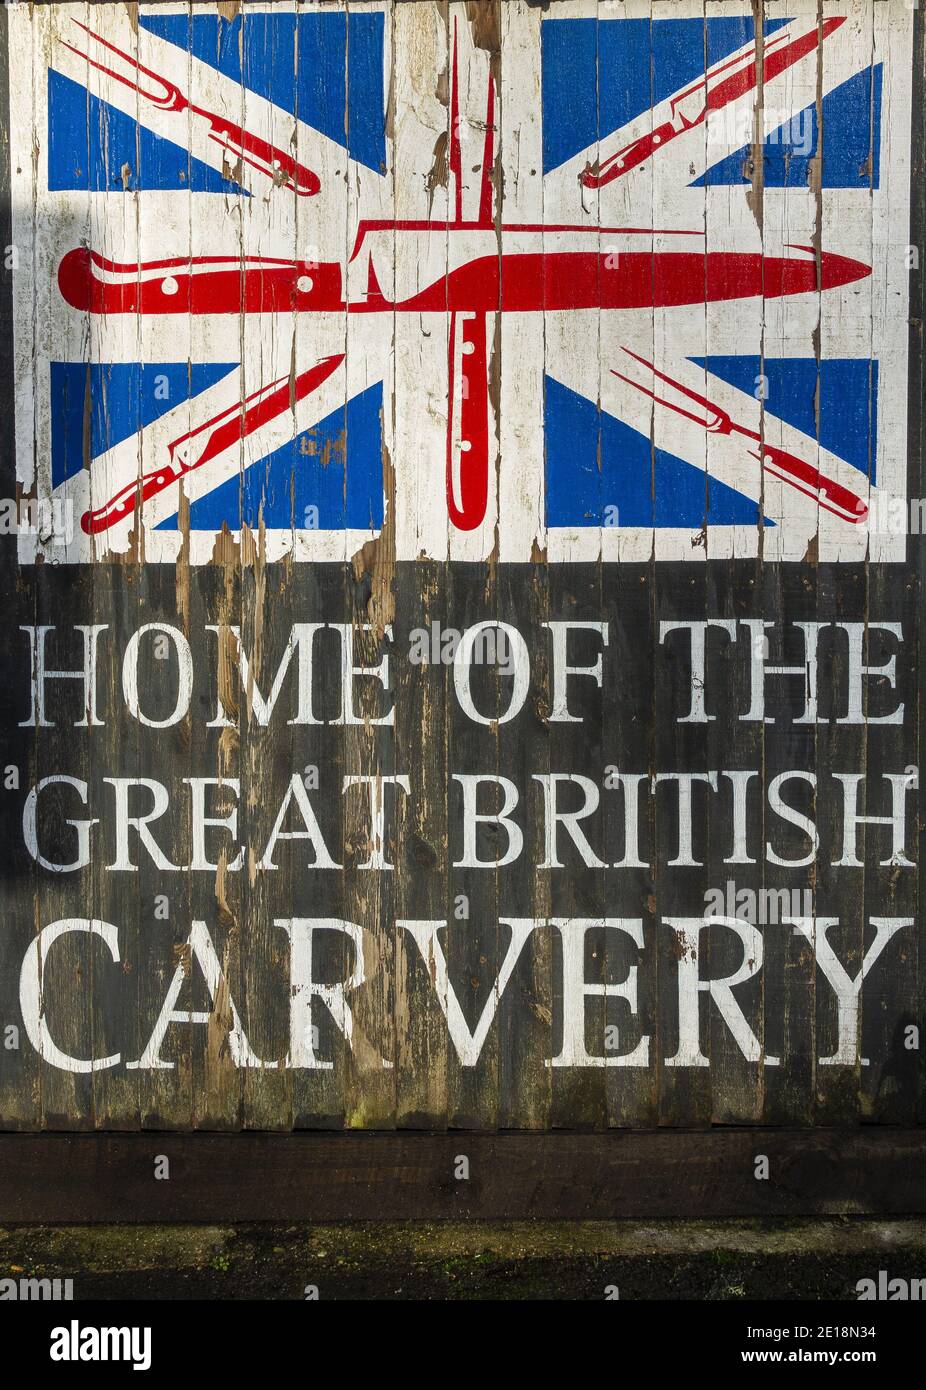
[
  {"x1": 81, "y1": 354, "x2": 344, "y2": 535},
  {"x1": 60, "y1": 20, "x2": 320, "y2": 197},
  {"x1": 612, "y1": 348, "x2": 868, "y2": 524}
]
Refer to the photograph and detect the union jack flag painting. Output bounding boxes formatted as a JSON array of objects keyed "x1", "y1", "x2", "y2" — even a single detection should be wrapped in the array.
[{"x1": 8, "y1": 0, "x2": 914, "y2": 564}]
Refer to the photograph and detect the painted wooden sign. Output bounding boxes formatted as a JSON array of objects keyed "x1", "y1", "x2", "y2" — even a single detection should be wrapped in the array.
[
  {"x1": 0, "y1": 0, "x2": 923, "y2": 1135},
  {"x1": 7, "y1": 0, "x2": 915, "y2": 563}
]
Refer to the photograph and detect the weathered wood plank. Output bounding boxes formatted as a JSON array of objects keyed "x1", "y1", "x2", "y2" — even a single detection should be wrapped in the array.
[{"x1": 1, "y1": 1129, "x2": 925, "y2": 1221}]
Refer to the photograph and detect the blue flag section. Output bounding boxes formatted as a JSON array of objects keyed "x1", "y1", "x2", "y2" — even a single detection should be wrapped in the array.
[
  {"x1": 541, "y1": 15, "x2": 792, "y2": 174},
  {"x1": 689, "y1": 357, "x2": 879, "y2": 479},
  {"x1": 47, "y1": 69, "x2": 250, "y2": 195},
  {"x1": 157, "y1": 383, "x2": 385, "y2": 533},
  {"x1": 544, "y1": 376, "x2": 769, "y2": 529},
  {"x1": 139, "y1": 10, "x2": 387, "y2": 173},
  {"x1": 50, "y1": 362, "x2": 239, "y2": 488},
  {"x1": 694, "y1": 65, "x2": 883, "y2": 188}
]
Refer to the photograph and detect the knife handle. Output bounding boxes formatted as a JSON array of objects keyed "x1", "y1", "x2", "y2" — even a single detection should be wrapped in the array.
[{"x1": 759, "y1": 443, "x2": 868, "y2": 524}]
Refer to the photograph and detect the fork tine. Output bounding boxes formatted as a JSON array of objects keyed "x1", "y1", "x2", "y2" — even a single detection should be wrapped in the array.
[
  {"x1": 66, "y1": 19, "x2": 179, "y2": 106},
  {"x1": 621, "y1": 346, "x2": 723, "y2": 414},
  {"x1": 611, "y1": 367, "x2": 657, "y2": 398},
  {"x1": 614, "y1": 355, "x2": 730, "y2": 432}
]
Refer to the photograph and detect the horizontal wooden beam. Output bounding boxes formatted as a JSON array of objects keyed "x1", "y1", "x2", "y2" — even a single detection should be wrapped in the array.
[{"x1": 1, "y1": 1130, "x2": 924, "y2": 1223}]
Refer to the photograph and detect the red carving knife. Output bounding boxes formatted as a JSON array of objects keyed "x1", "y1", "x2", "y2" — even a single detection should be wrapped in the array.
[
  {"x1": 82, "y1": 354, "x2": 344, "y2": 535},
  {"x1": 583, "y1": 18, "x2": 845, "y2": 189}
]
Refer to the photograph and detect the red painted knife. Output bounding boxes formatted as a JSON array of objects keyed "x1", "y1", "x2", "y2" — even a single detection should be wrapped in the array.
[{"x1": 81, "y1": 354, "x2": 344, "y2": 535}]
